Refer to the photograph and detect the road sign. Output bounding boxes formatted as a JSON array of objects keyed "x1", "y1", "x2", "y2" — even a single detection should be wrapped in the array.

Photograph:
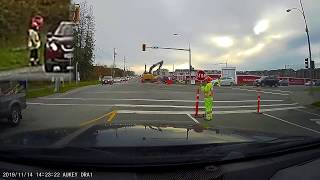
[{"x1": 196, "y1": 70, "x2": 206, "y2": 81}]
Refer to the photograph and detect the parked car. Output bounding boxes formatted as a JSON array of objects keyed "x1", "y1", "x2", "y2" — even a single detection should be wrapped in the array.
[
  {"x1": 220, "y1": 77, "x2": 235, "y2": 86},
  {"x1": 113, "y1": 77, "x2": 122, "y2": 83},
  {"x1": 120, "y1": 77, "x2": 127, "y2": 82},
  {"x1": 0, "y1": 81, "x2": 27, "y2": 127},
  {"x1": 315, "y1": 80, "x2": 320, "y2": 86},
  {"x1": 279, "y1": 79, "x2": 289, "y2": 86},
  {"x1": 211, "y1": 79, "x2": 220, "y2": 86},
  {"x1": 305, "y1": 81, "x2": 315, "y2": 86},
  {"x1": 254, "y1": 76, "x2": 279, "y2": 87},
  {"x1": 101, "y1": 76, "x2": 113, "y2": 85},
  {"x1": 45, "y1": 21, "x2": 74, "y2": 73}
]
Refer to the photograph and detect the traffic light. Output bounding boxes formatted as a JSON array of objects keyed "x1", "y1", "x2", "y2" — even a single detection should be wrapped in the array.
[
  {"x1": 305, "y1": 58, "x2": 309, "y2": 68},
  {"x1": 310, "y1": 60, "x2": 315, "y2": 69},
  {"x1": 142, "y1": 44, "x2": 146, "y2": 51}
]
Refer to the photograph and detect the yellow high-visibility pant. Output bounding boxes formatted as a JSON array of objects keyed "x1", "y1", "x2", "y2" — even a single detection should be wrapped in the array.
[{"x1": 204, "y1": 97, "x2": 213, "y2": 120}]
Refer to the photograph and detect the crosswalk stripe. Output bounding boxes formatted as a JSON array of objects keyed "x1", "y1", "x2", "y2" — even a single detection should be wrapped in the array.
[
  {"x1": 116, "y1": 106, "x2": 304, "y2": 115},
  {"x1": 39, "y1": 97, "x2": 284, "y2": 103},
  {"x1": 232, "y1": 88, "x2": 290, "y2": 96},
  {"x1": 27, "y1": 102, "x2": 298, "y2": 109}
]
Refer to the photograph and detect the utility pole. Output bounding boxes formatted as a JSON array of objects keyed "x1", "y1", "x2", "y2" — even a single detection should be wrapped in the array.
[
  {"x1": 123, "y1": 56, "x2": 126, "y2": 78},
  {"x1": 112, "y1": 48, "x2": 116, "y2": 78},
  {"x1": 188, "y1": 43, "x2": 192, "y2": 84}
]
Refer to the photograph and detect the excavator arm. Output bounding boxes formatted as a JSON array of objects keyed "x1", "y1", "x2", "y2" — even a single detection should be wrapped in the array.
[{"x1": 148, "y1": 61, "x2": 163, "y2": 74}]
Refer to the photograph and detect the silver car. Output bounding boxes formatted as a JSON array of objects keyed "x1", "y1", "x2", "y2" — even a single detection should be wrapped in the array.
[{"x1": 220, "y1": 77, "x2": 236, "y2": 86}]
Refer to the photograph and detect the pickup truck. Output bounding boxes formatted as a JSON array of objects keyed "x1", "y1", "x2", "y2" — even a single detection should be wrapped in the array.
[{"x1": 0, "y1": 83, "x2": 27, "y2": 126}]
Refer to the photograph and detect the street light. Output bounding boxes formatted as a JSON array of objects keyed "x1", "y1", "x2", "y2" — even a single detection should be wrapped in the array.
[
  {"x1": 173, "y1": 34, "x2": 192, "y2": 84},
  {"x1": 286, "y1": 0, "x2": 313, "y2": 87}
]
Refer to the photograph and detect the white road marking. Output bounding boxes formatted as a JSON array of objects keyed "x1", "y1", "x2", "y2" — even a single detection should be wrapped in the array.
[
  {"x1": 310, "y1": 119, "x2": 320, "y2": 125},
  {"x1": 187, "y1": 114, "x2": 200, "y2": 124},
  {"x1": 270, "y1": 89, "x2": 292, "y2": 93},
  {"x1": 263, "y1": 113, "x2": 320, "y2": 134},
  {"x1": 294, "y1": 109, "x2": 320, "y2": 117},
  {"x1": 39, "y1": 97, "x2": 284, "y2": 103},
  {"x1": 259, "y1": 91, "x2": 290, "y2": 96},
  {"x1": 27, "y1": 102, "x2": 298, "y2": 109},
  {"x1": 89, "y1": 91, "x2": 194, "y2": 94},
  {"x1": 116, "y1": 106, "x2": 304, "y2": 115},
  {"x1": 232, "y1": 88, "x2": 290, "y2": 96},
  {"x1": 27, "y1": 102, "x2": 114, "y2": 107}
]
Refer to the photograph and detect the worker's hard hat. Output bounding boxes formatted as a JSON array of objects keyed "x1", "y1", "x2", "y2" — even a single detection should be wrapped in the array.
[
  {"x1": 205, "y1": 76, "x2": 213, "y2": 82},
  {"x1": 31, "y1": 15, "x2": 44, "y2": 30}
]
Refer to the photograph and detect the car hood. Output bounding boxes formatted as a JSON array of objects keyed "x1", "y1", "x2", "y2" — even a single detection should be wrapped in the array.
[
  {"x1": 50, "y1": 36, "x2": 73, "y2": 48},
  {"x1": 1, "y1": 123, "x2": 316, "y2": 166},
  {"x1": 0, "y1": 123, "x2": 289, "y2": 148}
]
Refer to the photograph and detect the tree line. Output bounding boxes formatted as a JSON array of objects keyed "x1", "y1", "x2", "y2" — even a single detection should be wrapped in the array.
[{"x1": 73, "y1": 1, "x2": 95, "y2": 81}]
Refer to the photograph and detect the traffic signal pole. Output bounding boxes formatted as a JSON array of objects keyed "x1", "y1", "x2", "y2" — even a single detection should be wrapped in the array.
[
  {"x1": 189, "y1": 43, "x2": 192, "y2": 85},
  {"x1": 297, "y1": 0, "x2": 313, "y2": 88}
]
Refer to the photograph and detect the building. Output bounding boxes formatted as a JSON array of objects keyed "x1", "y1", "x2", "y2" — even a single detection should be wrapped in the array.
[
  {"x1": 239, "y1": 68, "x2": 320, "y2": 79},
  {"x1": 153, "y1": 69, "x2": 170, "y2": 76},
  {"x1": 174, "y1": 69, "x2": 190, "y2": 81}
]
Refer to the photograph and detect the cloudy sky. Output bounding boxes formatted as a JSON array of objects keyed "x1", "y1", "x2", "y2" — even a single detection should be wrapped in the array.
[{"x1": 75, "y1": 0, "x2": 320, "y2": 73}]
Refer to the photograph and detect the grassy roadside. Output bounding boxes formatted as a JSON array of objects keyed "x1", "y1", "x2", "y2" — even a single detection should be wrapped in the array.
[
  {"x1": 305, "y1": 87, "x2": 320, "y2": 107},
  {"x1": 26, "y1": 80, "x2": 99, "y2": 99},
  {"x1": 312, "y1": 101, "x2": 320, "y2": 107},
  {"x1": 305, "y1": 87, "x2": 320, "y2": 93},
  {"x1": 0, "y1": 36, "x2": 45, "y2": 71}
]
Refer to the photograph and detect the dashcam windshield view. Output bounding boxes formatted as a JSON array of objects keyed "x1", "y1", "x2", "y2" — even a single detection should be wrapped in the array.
[{"x1": 0, "y1": 0, "x2": 320, "y2": 179}]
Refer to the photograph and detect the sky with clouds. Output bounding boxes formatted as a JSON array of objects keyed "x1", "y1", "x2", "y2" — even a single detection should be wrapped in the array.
[{"x1": 74, "y1": 0, "x2": 320, "y2": 73}]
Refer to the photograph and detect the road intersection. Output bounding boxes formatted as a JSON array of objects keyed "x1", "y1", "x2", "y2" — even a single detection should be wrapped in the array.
[{"x1": 1, "y1": 78, "x2": 320, "y2": 138}]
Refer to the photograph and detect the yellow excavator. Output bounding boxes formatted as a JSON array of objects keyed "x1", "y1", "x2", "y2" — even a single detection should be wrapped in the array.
[{"x1": 141, "y1": 61, "x2": 164, "y2": 83}]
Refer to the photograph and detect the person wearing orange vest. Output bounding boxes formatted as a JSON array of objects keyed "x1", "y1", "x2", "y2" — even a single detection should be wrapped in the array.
[{"x1": 201, "y1": 76, "x2": 214, "y2": 121}]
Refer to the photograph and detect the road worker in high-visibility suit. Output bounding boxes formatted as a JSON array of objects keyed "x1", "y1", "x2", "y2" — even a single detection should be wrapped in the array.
[{"x1": 201, "y1": 76, "x2": 214, "y2": 121}]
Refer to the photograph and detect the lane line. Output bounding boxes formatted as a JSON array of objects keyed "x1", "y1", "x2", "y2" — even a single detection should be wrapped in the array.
[
  {"x1": 294, "y1": 109, "x2": 320, "y2": 117},
  {"x1": 106, "y1": 111, "x2": 117, "y2": 123},
  {"x1": 80, "y1": 114, "x2": 106, "y2": 127},
  {"x1": 116, "y1": 106, "x2": 304, "y2": 115},
  {"x1": 39, "y1": 97, "x2": 284, "y2": 103},
  {"x1": 186, "y1": 114, "x2": 200, "y2": 124},
  {"x1": 263, "y1": 113, "x2": 320, "y2": 134},
  {"x1": 310, "y1": 119, "x2": 320, "y2": 121},
  {"x1": 80, "y1": 111, "x2": 115, "y2": 127},
  {"x1": 27, "y1": 102, "x2": 298, "y2": 109}
]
